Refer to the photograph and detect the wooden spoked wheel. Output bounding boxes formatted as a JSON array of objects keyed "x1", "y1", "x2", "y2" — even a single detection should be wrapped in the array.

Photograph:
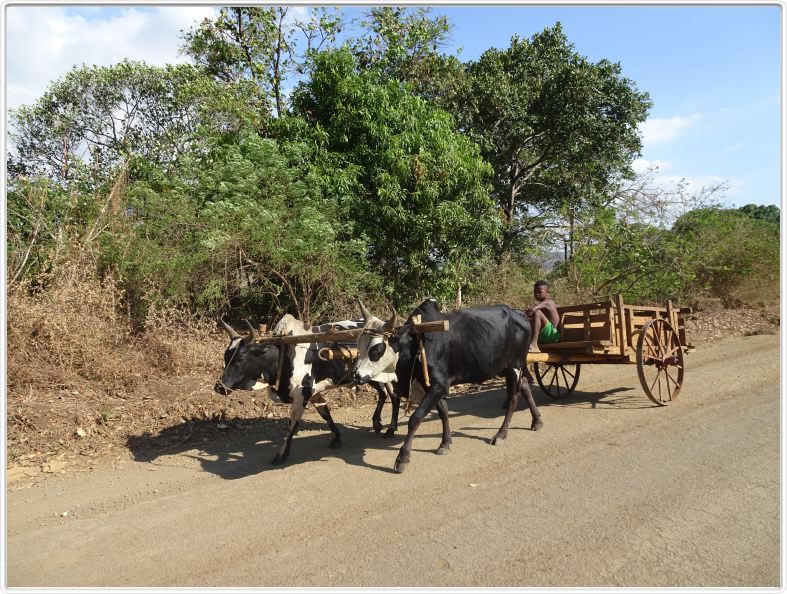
[
  {"x1": 534, "y1": 362, "x2": 581, "y2": 399},
  {"x1": 636, "y1": 318, "x2": 685, "y2": 406}
]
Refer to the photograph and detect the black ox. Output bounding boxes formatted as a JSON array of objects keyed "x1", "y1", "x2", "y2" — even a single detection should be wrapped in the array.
[
  {"x1": 352, "y1": 299, "x2": 542, "y2": 473},
  {"x1": 215, "y1": 315, "x2": 400, "y2": 465}
]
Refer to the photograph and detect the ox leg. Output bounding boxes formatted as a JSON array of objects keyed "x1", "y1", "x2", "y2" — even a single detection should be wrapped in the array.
[
  {"x1": 521, "y1": 377, "x2": 543, "y2": 431},
  {"x1": 394, "y1": 386, "x2": 444, "y2": 473},
  {"x1": 272, "y1": 397, "x2": 306, "y2": 465},
  {"x1": 371, "y1": 382, "x2": 387, "y2": 434},
  {"x1": 311, "y1": 394, "x2": 342, "y2": 449},
  {"x1": 384, "y1": 381, "x2": 400, "y2": 438},
  {"x1": 502, "y1": 365, "x2": 534, "y2": 409},
  {"x1": 491, "y1": 368, "x2": 522, "y2": 446},
  {"x1": 435, "y1": 398, "x2": 452, "y2": 455}
]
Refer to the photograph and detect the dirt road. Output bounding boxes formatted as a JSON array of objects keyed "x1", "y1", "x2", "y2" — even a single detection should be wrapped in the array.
[{"x1": 6, "y1": 334, "x2": 780, "y2": 587}]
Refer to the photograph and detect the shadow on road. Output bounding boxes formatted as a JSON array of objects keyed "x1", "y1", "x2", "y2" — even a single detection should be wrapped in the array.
[
  {"x1": 126, "y1": 415, "x2": 406, "y2": 478},
  {"x1": 126, "y1": 379, "x2": 655, "y2": 479}
]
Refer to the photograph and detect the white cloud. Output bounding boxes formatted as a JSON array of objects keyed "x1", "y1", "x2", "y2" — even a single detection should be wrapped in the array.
[
  {"x1": 639, "y1": 113, "x2": 702, "y2": 145},
  {"x1": 725, "y1": 142, "x2": 745, "y2": 152},
  {"x1": 283, "y1": 6, "x2": 310, "y2": 27},
  {"x1": 6, "y1": 6, "x2": 217, "y2": 110},
  {"x1": 632, "y1": 158, "x2": 671, "y2": 174}
]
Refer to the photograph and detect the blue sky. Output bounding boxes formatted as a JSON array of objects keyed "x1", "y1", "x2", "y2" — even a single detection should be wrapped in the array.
[{"x1": 5, "y1": 4, "x2": 783, "y2": 209}]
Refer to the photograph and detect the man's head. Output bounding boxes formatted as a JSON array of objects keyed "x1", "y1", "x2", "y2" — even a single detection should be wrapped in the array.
[{"x1": 533, "y1": 280, "x2": 550, "y2": 302}]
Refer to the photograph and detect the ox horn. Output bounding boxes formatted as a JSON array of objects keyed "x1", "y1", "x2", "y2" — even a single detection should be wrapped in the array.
[
  {"x1": 357, "y1": 298, "x2": 372, "y2": 323},
  {"x1": 243, "y1": 319, "x2": 257, "y2": 342},
  {"x1": 218, "y1": 317, "x2": 242, "y2": 340},
  {"x1": 383, "y1": 306, "x2": 397, "y2": 332}
]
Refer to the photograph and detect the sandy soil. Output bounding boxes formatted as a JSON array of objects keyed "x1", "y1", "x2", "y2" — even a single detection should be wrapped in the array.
[{"x1": 6, "y1": 333, "x2": 780, "y2": 587}]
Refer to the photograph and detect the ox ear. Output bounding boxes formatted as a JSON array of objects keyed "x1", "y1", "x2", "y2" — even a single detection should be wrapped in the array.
[
  {"x1": 218, "y1": 317, "x2": 242, "y2": 340},
  {"x1": 382, "y1": 306, "x2": 397, "y2": 332},
  {"x1": 357, "y1": 298, "x2": 372, "y2": 323},
  {"x1": 242, "y1": 319, "x2": 256, "y2": 343}
]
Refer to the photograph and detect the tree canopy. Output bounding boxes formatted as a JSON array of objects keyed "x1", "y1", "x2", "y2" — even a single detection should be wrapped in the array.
[
  {"x1": 452, "y1": 24, "x2": 652, "y2": 252},
  {"x1": 8, "y1": 9, "x2": 773, "y2": 324}
]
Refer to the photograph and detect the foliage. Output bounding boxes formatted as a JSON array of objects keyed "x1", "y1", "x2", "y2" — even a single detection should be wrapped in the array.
[
  {"x1": 348, "y1": 7, "x2": 466, "y2": 106},
  {"x1": 671, "y1": 207, "x2": 779, "y2": 305},
  {"x1": 559, "y1": 207, "x2": 691, "y2": 303},
  {"x1": 110, "y1": 131, "x2": 380, "y2": 324},
  {"x1": 452, "y1": 24, "x2": 651, "y2": 252},
  {"x1": 180, "y1": 7, "x2": 348, "y2": 117},
  {"x1": 560, "y1": 204, "x2": 780, "y2": 307},
  {"x1": 738, "y1": 203, "x2": 780, "y2": 224},
  {"x1": 7, "y1": 166, "x2": 129, "y2": 288},
  {"x1": 180, "y1": 6, "x2": 298, "y2": 117},
  {"x1": 8, "y1": 61, "x2": 252, "y2": 189},
  {"x1": 290, "y1": 48, "x2": 499, "y2": 305}
]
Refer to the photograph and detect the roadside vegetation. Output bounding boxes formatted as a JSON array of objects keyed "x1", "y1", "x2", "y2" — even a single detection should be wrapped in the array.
[{"x1": 7, "y1": 7, "x2": 779, "y2": 466}]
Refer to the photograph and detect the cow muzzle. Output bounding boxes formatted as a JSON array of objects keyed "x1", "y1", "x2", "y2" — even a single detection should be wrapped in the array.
[{"x1": 214, "y1": 381, "x2": 232, "y2": 396}]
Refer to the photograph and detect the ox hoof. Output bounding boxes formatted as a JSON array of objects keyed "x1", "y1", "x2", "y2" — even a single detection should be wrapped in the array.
[
  {"x1": 436, "y1": 445, "x2": 451, "y2": 455},
  {"x1": 490, "y1": 434, "x2": 506, "y2": 446},
  {"x1": 531, "y1": 419, "x2": 544, "y2": 431},
  {"x1": 393, "y1": 457, "x2": 409, "y2": 474},
  {"x1": 329, "y1": 437, "x2": 342, "y2": 449},
  {"x1": 373, "y1": 420, "x2": 383, "y2": 434},
  {"x1": 271, "y1": 454, "x2": 287, "y2": 466},
  {"x1": 383, "y1": 428, "x2": 396, "y2": 439}
]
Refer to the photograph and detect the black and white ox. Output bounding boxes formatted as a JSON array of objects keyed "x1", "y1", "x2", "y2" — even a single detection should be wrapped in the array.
[
  {"x1": 214, "y1": 315, "x2": 400, "y2": 465},
  {"x1": 352, "y1": 299, "x2": 542, "y2": 473}
]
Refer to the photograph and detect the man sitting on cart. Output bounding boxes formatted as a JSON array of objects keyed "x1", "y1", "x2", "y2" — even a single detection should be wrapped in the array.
[{"x1": 525, "y1": 280, "x2": 561, "y2": 353}]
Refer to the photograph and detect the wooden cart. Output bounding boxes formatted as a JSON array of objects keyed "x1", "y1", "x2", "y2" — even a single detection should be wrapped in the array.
[{"x1": 527, "y1": 294, "x2": 695, "y2": 406}]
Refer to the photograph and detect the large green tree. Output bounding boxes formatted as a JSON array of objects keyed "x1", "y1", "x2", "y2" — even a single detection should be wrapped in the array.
[
  {"x1": 290, "y1": 48, "x2": 498, "y2": 304},
  {"x1": 8, "y1": 60, "x2": 251, "y2": 188},
  {"x1": 453, "y1": 24, "x2": 651, "y2": 253}
]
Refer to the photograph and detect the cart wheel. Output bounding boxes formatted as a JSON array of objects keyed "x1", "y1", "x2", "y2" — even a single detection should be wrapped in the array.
[
  {"x1": 534, "y1": 362, "x2": 581, "y2": 399},
  {"x1": 636, "y1": 318, "x2": 684, "y2": 406}
]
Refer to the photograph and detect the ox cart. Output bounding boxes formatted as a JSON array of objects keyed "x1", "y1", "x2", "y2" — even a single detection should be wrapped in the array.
[
  {"x1": 528, "y1": 294, "x2": 694, "y2": 405},
  {"x1": 248, "y1": 294, "x2": 693, "y2": 407}
]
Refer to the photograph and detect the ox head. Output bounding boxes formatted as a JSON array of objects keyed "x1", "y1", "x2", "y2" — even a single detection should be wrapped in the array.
[
  {"x1": 353, "y1": 299, "x2": 443, "y2": 398},
  {"x1": 351, "y1": 299, "x2": 399, "y2": 385},
  {"x1": 214, "y1": 318, "x2": 280, "y2": 396}
]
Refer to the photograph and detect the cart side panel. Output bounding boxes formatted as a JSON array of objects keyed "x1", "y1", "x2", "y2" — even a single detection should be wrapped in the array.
[{"x1": 557, "y1": 302, "x2": 615, "y2": 344}]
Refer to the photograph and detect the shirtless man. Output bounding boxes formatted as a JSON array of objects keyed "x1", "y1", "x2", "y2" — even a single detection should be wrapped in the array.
[{"x1": 525, "y1": 280, "x2": 560, "y2": 353}]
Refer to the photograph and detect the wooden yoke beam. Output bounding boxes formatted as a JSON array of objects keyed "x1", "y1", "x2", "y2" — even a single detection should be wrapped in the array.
[{"x1": 253, "y1": 319, "x2": 450, "y2": 347}]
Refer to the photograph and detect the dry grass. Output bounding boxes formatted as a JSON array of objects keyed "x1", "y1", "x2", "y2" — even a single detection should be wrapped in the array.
[{"x1": 6, "y1": 261, "x2": 380, "y2": 470}]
